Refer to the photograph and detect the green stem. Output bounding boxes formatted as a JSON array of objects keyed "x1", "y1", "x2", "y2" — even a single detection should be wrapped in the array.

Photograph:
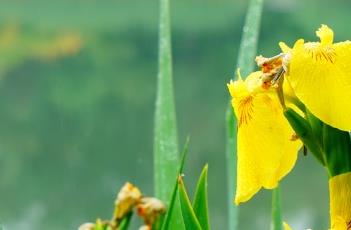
[
  {"x1": 271, "y1": 186, "x2": 282, "y2": 230},
  {"x1": 118, "y1": 212, "x2": 133, "y2": 230}
]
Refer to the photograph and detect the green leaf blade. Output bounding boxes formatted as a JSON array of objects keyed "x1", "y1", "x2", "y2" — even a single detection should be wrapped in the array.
[
  {"x1": 236, "y1": 0, "x2": 264, "y2": 77},
  {"x1": 161, "y1": 138, "x2": 190, "y2": 230},
  {"x1": 178, "y1": 176, "x2": 203, "y2": 230},
  {"x1": 225, "y1": 105, "x2": 237, "y2": 229},
  {"x1": 154, "y1": 0, "x2": 184, "y2": 229},
  {"x1": 192, "y1": 164, "x2": 210, "y2": 230},
  {"x1": 154, "y1": 0, "x2": 179, "y2": 203}
]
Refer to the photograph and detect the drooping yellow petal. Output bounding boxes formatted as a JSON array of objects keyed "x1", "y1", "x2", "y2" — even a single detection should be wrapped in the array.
[
  {"x1": 286, "y1": 25, "x2": 351, "y2": 131},
  {"x1": 329, "y1": 172, "x2": 351, "y2": 230},
  {"x1": 228, "y1": 71, "x2": 302, "y2": 204}
]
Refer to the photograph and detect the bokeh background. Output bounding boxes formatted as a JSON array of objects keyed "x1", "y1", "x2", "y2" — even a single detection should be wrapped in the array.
[{"x1": 0, "y1": 0, "x2": 350, "y2": 229}]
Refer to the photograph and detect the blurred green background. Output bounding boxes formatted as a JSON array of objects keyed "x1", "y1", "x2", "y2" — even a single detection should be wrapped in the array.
[{"x1": 0, "y1": 0, "x2": 350, "y2": 229}]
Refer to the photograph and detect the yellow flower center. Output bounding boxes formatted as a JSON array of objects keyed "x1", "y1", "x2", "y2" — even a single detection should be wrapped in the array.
[
  {"x1": 255, "y1": 54, "x2": 285, "y2": 89},
  {"x1": 304, "y1": 42, "x2": 336, "y2": 63}
]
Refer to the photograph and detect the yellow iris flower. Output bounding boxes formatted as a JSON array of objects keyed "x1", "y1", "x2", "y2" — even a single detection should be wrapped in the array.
[
  {"x1": 280, "y1": 25, "x2": 351, "y2": 131},
  {"x1": 228, "y1": 71, "x2": 302, "y2": 204},
  {"x1": 329, "y1": 172, "x2": 351, "y2": 230}
]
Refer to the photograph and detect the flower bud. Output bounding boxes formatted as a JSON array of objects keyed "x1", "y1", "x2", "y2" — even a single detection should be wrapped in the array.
[
  {"x1": 136, "y1": 197, "x2": 166, "y2": 226},
  {"x1": 78, "y1": 223, "x2": 95, "y2": 230},
  {"x1": 114, "y1": 182, "x2": 142, "y2": 220}
]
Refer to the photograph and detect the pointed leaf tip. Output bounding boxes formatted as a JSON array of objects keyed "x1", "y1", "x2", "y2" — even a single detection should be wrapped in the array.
[
  {"x1": 193, "y1": 165, "x2": 210, "y2": 230},
  {"x1": 178, "y1": 177, "x2": 203, "y2": 230}
]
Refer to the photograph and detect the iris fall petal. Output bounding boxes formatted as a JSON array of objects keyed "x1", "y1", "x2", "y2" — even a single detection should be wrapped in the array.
[
  {"x1": 284, "y1": 25, "x2": 351, "y2": 131},
  {"x1": 228, "y1": 71, "x2": 302, "y2": 204}
]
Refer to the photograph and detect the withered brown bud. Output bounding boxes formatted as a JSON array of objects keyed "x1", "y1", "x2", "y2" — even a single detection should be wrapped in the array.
[{"x1": 136, "y1": 197, "x2": 166, "y2": 226}]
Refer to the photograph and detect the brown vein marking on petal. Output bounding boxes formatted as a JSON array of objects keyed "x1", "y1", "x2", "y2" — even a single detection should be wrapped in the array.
[
  {"x1": 347, "y1": 219, "x2": 351, "y2": 230},
  {"x1": 238, "y1": 95, "x2": 254, "y2": 127},
  {"x1": 305, "y1": 44, "x2": 337, "y2": 63}
]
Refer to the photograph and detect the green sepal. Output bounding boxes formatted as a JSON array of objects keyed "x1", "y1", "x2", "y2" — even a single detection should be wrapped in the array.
[
  {"x1": 323, "y1": 124, "x2": 351, "y2": 177},
  {"x1": 284, "y1": 108, "x2": 325, "y2": 165}
]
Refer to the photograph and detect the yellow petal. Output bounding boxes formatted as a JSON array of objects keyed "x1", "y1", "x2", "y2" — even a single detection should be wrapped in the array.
[
  {"x1": 279, "y1": 42, "x2": 291, "y2": 53},
  {"x1": 329, "y1": 172, "x2": 351, "y2": 230},
  {"x1": 292, "y1": 39, "x2": 304, "y2": 49},
  {"x1": 227, "y1": 79, "x2": 246, "y2": 99},
  {"x1": 283, "y1": 222, "x2": 293, "y2": 230},
  {"x1": 283, "y1": 77, "x2": 297, "y2": 100},
  {"x1": 228, "y1": 72, "x2": 302, "y2": 204},
  {"x1": 332, "y1": 216, "x2": 348, "y2": 230},
  {"x1": 286, "y1": 25, "x2": 351, "y2": 131}
]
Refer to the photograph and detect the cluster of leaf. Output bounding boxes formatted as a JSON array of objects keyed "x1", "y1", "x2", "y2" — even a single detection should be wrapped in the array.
[
  {"x1": 81, "y1": 140, "x2": 211, "y2": 230},
  {"x1": 161, "y1": 140, "x2": 210, "y2": 230}
]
